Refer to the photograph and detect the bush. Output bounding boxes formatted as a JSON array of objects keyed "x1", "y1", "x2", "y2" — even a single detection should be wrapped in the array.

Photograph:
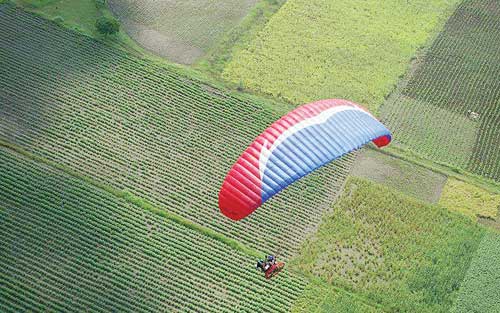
[
  {"x1": 53, "y1": 16, "x2": 64, "y2": 25},
  {"x1": 95, "y1": 0, "x2": 106, "y2": 9},
  {"x1": 96, "y1": 16, "x2": 119, "y2": 35}
]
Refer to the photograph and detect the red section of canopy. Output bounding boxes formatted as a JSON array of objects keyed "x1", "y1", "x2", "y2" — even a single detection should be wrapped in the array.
[
  {"x1": 219, "y1": 142, "x2": 262, "y2": 221},
  {"x1": 372, "y1": 135, "x2": 392, "y2": 148}
]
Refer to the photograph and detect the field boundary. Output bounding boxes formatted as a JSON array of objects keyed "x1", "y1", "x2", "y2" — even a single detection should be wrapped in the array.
[
  {"x1": 0, "y1": 139, "x2": 262, "y2": 259},
  {"x1": 373, "y1": 145, "x2": 500, "y2": 194},
  {"x1": 195, "y1": 0, "x2": 287, "y2": 76}
]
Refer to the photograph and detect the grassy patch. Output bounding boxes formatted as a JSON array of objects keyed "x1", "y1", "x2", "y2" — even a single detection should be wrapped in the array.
[
  {"x1": 12, "y1": 0, "x2": 145, "y2": 55},
  {"x1": 15, "y1": 0, "x2": 100, "y2": 34},
  {"x1": 439, "y1": 178, "x2": 500, "y2": 221},
  {"x1": 293, "y1": 177, "x2": 486, "y2": 312},
  {"x1": 380, "y1": 145, "x2": 500, "y2": 195},
  {"x1": 352, "y1": 148, "x2": 447, "y2": 203},
  {"x1": 223, "y1": 0, "x2": 460, "y2": 111},
  {"x1": 380, "y1": 0, "x2": 500, "y2": 181},
  {"x1": 451, "y1": 232, "x2": 500, "y2": 313},
  {"x1": 291, "y1": 279, "x2": 382, "y2": 313}
]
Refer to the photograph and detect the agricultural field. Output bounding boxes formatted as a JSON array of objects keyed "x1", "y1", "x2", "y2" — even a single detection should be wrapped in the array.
[
  {"x1": 0, "y1": 4, "x2": 354, "y2": 257},
  {"x1": 351, "y1": 148, "x2": 447, "y2": 203},
  {"x1": 439, "y1": 178, "x2": 500, "y2": 221},
  {"x1": 451, "y1": 232, "x2": 500, "y2": 313},
  {"x1": 1, "y1": 0, "x2": 500, "y2": 312},
  {"x1": 108, "y1": 0, "x2": 259, "y2": 64},
  {"x1": 291, "y1": 279, "x2": 382, "y2": 313},
  {"x1": 0, "y1": 147, "x2": 307, "y2": 312},
  {"x1": 222, "y1": 0, "x2": 460, "y2": 112},
  {"x1": 293, "y1": 177, "x2": 486, "y2": 313},
  {"x1": 380, "y1": 0, "x2": 500, "y2": 181}
]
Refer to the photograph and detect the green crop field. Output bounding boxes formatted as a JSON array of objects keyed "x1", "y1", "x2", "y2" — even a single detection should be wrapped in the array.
[
  {"x1": 108, "y1": 0, "x2": 259, "y2": 64},
  {"x1": 0, "y1": 4, "x2": 354, "y2": 257},
  {"x1": 293, "y1": 177, "x2": 486, "y2": 313},
  {"x1": 1, "y1": 1, "x2": 500, "y2": 312},
  {"x1": 451, "y1": 232, "x2": 500, "y2": 313},
  {"x1": 222, "y1": 0, "x2": 460, "y2": 112},
  {"x1": 380, "y1": 0, "x2": 500, "y2": 181},
  {"x1": 0, "y1": 147, "x2": 307, "y2": 312}
]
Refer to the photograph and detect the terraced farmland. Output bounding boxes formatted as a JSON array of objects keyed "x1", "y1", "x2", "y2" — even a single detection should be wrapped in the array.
[
  {"x1": 294, "y1": 177, "x2": 486, "y2": 313},
  {"x1": 222, "y1": 0, "x2": 460, "y2": 112},
  {"x1": 381, "y1": 0, "x2": 500, "y2": 181},
  {"x1": 0, "y1": 4, "x2": 354, "y2": 257},
  {"x1": 108, "y1": 0, "x2": 259, "y2": 64},
  {"x1": 0, "y1": 147, "x2": 307, "y2": 312}
]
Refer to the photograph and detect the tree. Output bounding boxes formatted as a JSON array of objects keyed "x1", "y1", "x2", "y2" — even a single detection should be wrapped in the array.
[{"x1": 96, "y1": 16, "x2": 119, "y2": 35}]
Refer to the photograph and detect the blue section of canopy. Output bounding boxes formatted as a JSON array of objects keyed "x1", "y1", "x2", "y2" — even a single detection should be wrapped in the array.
[{"x1": 261, "y1": 110, "x2": 390, "y2": 201}]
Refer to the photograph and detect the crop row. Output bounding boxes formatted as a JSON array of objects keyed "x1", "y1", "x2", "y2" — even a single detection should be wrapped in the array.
[
  {"x1": 380, "y1": 0, "x2": 500, "y2": 181},
  {"x1": 0, "y1": 147, "x2": 307, "y2": 312},
  {"x1": 0, "y1": 5, "x2": 354, "y2": 257}
]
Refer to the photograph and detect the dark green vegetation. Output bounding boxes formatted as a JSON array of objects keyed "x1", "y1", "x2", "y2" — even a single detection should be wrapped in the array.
[
  {"x1": 352, "y1": 148, "x2": 447, "y2": 203},
  {"x1": 96, "y1": 15, "x2": 120, "y2": 35},
  {"x1": 0, "y1": 147, "x2": 306, "y2": 312},
  {"x1": 451, "y1": 232, "x2": 500, "y2": 313},
  {"x1": 0, "y1": 4, "x2": 353, "y2": 257},
  {"x1": 293, "y1": 177, "x2": 486, "y2": 313},
  {"x1": 381, "y1": 0, "x2": 500, "y2": 181}
]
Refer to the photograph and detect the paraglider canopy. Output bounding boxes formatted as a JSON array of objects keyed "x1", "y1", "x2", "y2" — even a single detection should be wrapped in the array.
[{"x1": 219, "y1": 99, "x2": 391, "y2": 221}]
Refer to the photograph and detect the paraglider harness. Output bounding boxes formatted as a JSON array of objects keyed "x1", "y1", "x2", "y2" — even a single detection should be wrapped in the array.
[{"x1": 256, "y1": 255, "x2": 284, "y2": 279}]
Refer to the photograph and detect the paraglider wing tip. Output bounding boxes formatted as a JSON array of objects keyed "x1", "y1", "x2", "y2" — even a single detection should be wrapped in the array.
[{"x1": 372, "y1": 134, "x2": 392, "y2": 148}]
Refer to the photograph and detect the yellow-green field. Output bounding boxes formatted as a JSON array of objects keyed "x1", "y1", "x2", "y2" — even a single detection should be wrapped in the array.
[
  {"x1": 223, "y1": 0, "x2": 460, "y2": 112},
  {"x1": 439, "y1": 178, "x2": 500, "y2": 221}
]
